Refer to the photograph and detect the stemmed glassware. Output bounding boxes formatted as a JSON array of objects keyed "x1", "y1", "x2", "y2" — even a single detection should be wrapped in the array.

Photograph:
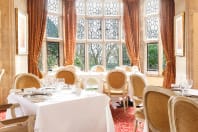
[{"x1": 179, "y1": 79, "x2": 193, "y2": 96}]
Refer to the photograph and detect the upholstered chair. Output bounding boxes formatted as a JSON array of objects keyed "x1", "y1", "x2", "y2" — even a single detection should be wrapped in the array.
[
  {"x1": 14, "y1": 73, "x2": 41, "y2": 89},
  {"x1": 0, "y1": 103, "x2": 35, "y2": 132},
  {"x1": 103, "y1": 69, "x2": 128, "y2": 110},
  {"x1": 143, "y1": 86, "x2": 176, "y2": 132},
  {"x1": 168, "y1": 96, "x2": 198, "y2": 132},
  {"x1": 130, "y1": 74, "x2": 146, "y2": 132},
  {"x1": 55, "y1": 68, "x2": 80, "y2": 87}
]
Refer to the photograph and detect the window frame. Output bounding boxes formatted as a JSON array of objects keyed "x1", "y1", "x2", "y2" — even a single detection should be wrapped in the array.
[
  {"x1": 75, "y1": 0, "x2": 128, "y2": 71},
  {"x1": 41, "y1": 0, "x2": 63, "y2": 73},
  {"x1": 143, "y1": 0, "x2": 163, "y2": 76}
]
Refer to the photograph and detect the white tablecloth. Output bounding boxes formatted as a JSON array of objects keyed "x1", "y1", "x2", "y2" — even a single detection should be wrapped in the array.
[{"x1": 7, "y1": 90, "x2": 115, "y2": 132}]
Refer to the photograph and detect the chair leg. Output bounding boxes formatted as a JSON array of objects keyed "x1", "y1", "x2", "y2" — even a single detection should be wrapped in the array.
[{"x1": 133, "y1": 119, "x2": 138, "y2": 132}]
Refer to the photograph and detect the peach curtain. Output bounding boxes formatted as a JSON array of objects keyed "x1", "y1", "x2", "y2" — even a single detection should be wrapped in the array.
[
  {"x1": 160, "y1": 0, "x2": 175, "y2": 88},
  {"x1": 27, "y1": 0, "x2": 48, "y2": 78},
  {"x1": 123, "y1": 0, "x2": 140, "y2": 68},
  {"x1": 62, "y1": 0, "x2": 77, "y2": 65}
]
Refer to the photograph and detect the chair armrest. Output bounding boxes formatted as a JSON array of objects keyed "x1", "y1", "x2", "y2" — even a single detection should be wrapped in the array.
[
  {"x1": 0, "y1": 116, "x2": 29, "y2": 125},
  {"x1": 132, "y1": 96, "x2": 143, "y2": 102}
]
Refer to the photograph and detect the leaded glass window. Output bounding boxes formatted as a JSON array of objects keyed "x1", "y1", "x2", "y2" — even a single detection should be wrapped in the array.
[
  {"x1": 47, "y1": 15, "x2": 60, "y2": 38},
  {"x1": 77, "y1": 18, "x2": 85, "y2": 39},
  {"x1": 106, "y1": 43, "x2": 119, "y2": 70},
  {"x1": 40, "y1": 0, "x2": 62, "y2": 72},
  {"x1": 145, "y1": 0, "x2": 159, "y2": 15},
  {"x1": 105, "y1": 19, "x2": 119, "y2": 40},
  {"x1": 88, "y1": 19, "x2": 102, "y2": 39},
  {"x1": 88, "y1": 43, "x2": 103, "y2": 69},
  {"x1": 144, "y1": 0, "x2": 163, "y2": 74},
  {"x1": 75, "y1": 0, "x2": 128, "y2": 71},
  {"x1": 145, "y1": 16, "x2": 159, "y2": 40}
]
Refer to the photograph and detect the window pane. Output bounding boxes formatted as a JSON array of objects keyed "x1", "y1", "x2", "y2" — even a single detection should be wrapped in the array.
[
  {"x1": 47, "y1": 42, "x2": 59, "y2": 71},
  {"x1": 88, "y1": 19, "x2": 102, "y2": 39},
  {"x1": 147, "y1": 43, "x2": 158, "y2": 71},
  {"x1": 77, "y1": 18, "x2": 85, "y2": 39},
  {"x1": 47, "y1": 0, "x2": 60, "y2": 13},
  {"x1": 122, "y1": 44, "x2": 131, "y2": 65},
  {"x1": 76, "y1": 0, "x2": 85, "y2": 15},
  {"x1": 105, "y1": 19, "x2": 119, "y2": 40},
  {"x1": 106, "y1": 43, "x2": 119, "y2": 70},
  {"x1": 87, "y1": 0, "x2": 102, "y2": 16},
  {"x1": 104, "y1": 0, "x2": 119, "y2": 16},
  {"x1": 75, "y1": 43, "x2": 85, "y2": 70},
  {"x1": 145, "y1": 0, "x2": 159, "y2": 15},
  {"x1": 47, "y1": 15, "x2": 60, "y2": 38},
  {"x1": 88, "y1": 43, "x2": 103, "y2": 69},
  {"x1": 145, "y1": 16, "x2": 159, "y2": 40}
]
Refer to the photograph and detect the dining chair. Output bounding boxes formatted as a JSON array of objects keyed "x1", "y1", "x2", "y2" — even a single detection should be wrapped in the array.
[
  {"x1": 130, "y1": 74, "x2": 146, "y2": 132},
  {"x1": 0, "y1": 103, "x2": 35, "y2": 132},
  {"x1": 83, "y1": 77, "x2": 101, "y2": 92},
  {"x1": 168, "y1": 96, "x2": 198, "y2": 132},
  {"x1": 103, "y1": 69, "x2": 128, "y2": 110},
  {"x1": 13, "y1": 73, "x2": 41, "y2": 89},
  {"x1": 55, "y1": 68, "x2": 80, "y2": 87},
  {"x1": 91, "y1": 65, "x2": 106, "y2": 72},
  {"x1": 143, "y1": 86, "x2": 176, "y2": 132}
]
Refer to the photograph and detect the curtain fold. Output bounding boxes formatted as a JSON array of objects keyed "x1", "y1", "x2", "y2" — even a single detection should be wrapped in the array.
[
  {"x1": 27, "y1": 0, "x2": 48, "y2": 78},
  {"x1": 62, "y1": 0, "x2": 77, "y2": 65},
  {"x1": 123, "y1": 0, "x2": 140, "y2": 68},
  {"x1": 160, "y1": 0, "x2": 175, "y2": 88}
]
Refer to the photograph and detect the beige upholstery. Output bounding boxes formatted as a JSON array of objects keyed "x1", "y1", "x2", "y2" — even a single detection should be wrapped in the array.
[
  {"x1": 91, "y1": 65, "x2": 105, "y2": 72},
  {"x1": 14, "y1": 73, "x2": 41, "y2": 89},
  {"x1": 130, "y1": 74, "x2": 146, "y2": 132},
  {"x1": 83, "y1": 77, "x2": 100, "y2": 89},
  {"x1": 103, "y1": 69, "x2": 128, "y2": 110},
  {"x1": 0, "y1": 104, "x2": 35, "y2": 132},
  {"x1": 168, "y1": 96, "x2": 198, "y2": 132},
  {"x1": 143, "y1": 86, "x2": 176, "y2": 132},
  {"x1": 119, "y1": 65, "x2": 132, "y2": 72},
  {"x1": 55, "y1": 68, "x2": 80, "y2": 87},
  {"x1": 64, "y1": 65, "x2": 80, "y2": 72}
]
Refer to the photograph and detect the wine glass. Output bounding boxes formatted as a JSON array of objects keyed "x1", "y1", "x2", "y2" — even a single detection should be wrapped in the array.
[
  {"x1": 56, "y1": 78, "x2": 65, "y2": 90},
  {"x1": 186, "y1": 79, "x2": 193, "y2": 89}
]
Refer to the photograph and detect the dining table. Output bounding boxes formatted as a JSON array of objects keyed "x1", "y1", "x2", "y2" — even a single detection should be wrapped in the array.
[{"x1": 7, "y1": 87, "x2": 115, "y2": 132}]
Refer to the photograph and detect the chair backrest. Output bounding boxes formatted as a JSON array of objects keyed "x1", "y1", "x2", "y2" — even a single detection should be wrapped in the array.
[
  {"x1": 14, "y1": 73, "x2": 41, "y2": 89},
  {"x1": 64, "y1": 65, "x2": 80, "y2": 72},
  {"x1": 56, "y1": 68, "x2": 78, "y2": 85},
  {"x1": 106, "y1": 69, "x2": 127, "y2": 90},
  {"x1": 130, "y1": 74, "x2": 146, "y2": 106},
  {"x1": 91, "y1": 65, "x2": 105, "y2": 72},
  {"x1": 143, "y1": 86, "x2": 176, "y2": 132},
  {"x1": 168, "y1": 96, "x2": 198, "y2": 132},
  {"x1": 0, "y1": 103, "x2": 35, "y2": 132}
]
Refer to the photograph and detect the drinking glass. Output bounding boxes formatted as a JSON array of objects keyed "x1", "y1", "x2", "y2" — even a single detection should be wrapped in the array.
[
  {"x1": 186, "y1": 79, "x2": 193, "y2": 89},
  {"x1": 56, "y1": 78, "x2": 65, "y2": 89},
  {"x1": 179, "y1": 81, "x2": 186, "y2": 96}
]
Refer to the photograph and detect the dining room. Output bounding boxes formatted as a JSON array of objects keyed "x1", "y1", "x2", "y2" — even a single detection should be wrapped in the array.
[{"x1": 1, "y1": 0, "x2": 198, "y2": 132}]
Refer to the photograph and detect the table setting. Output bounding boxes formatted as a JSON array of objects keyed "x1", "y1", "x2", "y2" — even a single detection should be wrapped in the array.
[{"x1": 7, "y1": 80, "x2": 115, "y2": 132}]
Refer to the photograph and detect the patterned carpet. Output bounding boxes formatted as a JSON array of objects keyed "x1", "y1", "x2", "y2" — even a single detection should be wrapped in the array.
[
  {"x1": 0, "y1": 107, "x2": 144, "y2": 132},
  {"x1": 111, "y1": 107, "x2": 144, "y2": 132}
]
